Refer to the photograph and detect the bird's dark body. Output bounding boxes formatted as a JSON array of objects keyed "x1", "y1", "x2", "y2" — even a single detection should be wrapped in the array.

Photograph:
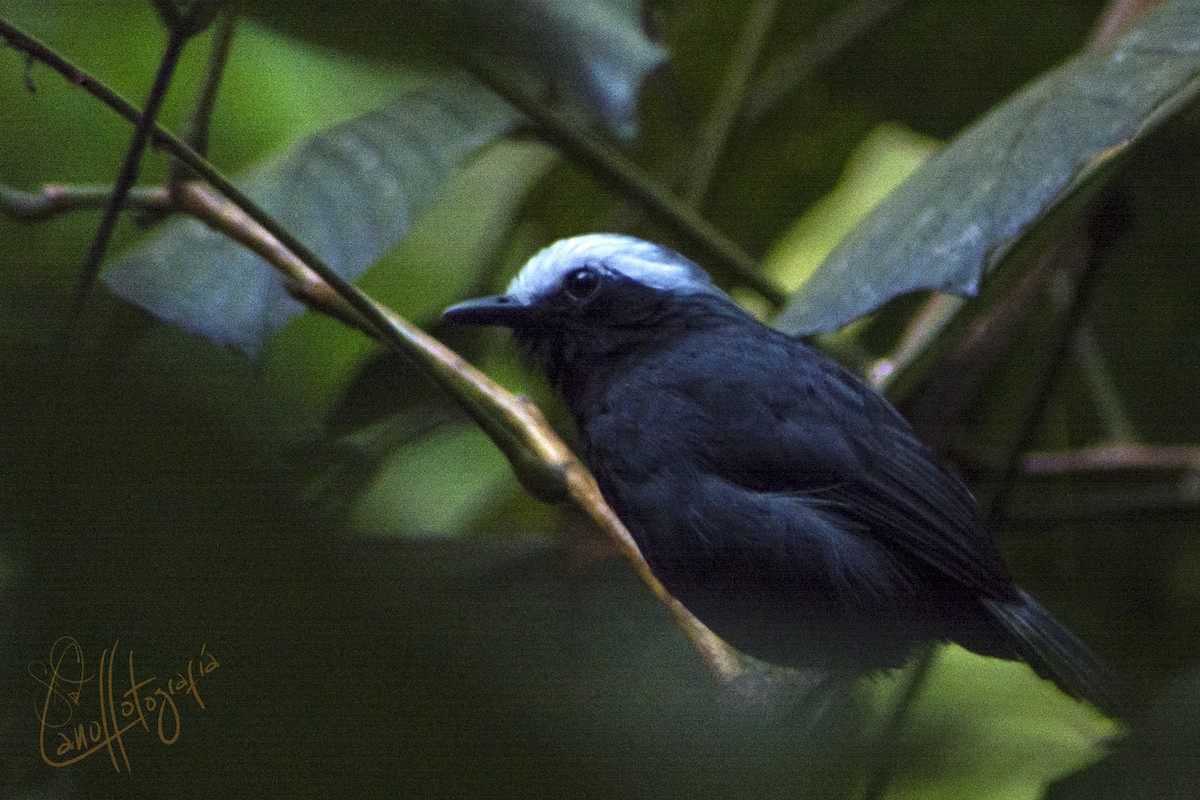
[
  {"x1": 528, "y1": 292, "x2": 1020, "y2": 672},
  {"x1": 444, "y1": 235, "x2": 1127, "y2": 714}
]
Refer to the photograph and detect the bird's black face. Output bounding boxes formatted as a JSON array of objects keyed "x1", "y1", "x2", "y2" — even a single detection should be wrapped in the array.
[{"x1": 443, "y1": 264, "x2": 665, "y2": 334}]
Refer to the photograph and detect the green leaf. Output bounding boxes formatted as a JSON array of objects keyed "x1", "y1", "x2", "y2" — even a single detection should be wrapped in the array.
[
  {"x1": 776, "y1": 0, "x2": 1200, "y2": 336},
  {"x1": 240, "y1": 0, "x2": 667, "y2": 139},
  {"x1": 104, "y1": 80, "x2": 519, "y2": 356},
  {"x1": 762, "y1": 124, "x2": 939, "y2": 292},
  {"x1": 869, "y1": 646, "x2": 1117, "y2": 800}
]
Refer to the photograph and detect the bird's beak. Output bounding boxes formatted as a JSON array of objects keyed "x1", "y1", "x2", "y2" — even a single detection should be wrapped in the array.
[{"x1": 442, "y1": 294, "x2": 531, "y2": 327}]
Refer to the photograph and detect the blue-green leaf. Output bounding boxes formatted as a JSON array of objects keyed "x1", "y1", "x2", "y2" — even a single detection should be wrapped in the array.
[
  {"x1": 104, "y1": 80, "x2": 519, "y2": 355},
  {"x1": 776, "y1": 0, "x2": 1200, "y2": 336}
]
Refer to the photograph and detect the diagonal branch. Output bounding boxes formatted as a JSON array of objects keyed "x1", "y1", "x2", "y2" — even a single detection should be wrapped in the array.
[{"x1": 0, "y1": 15, "x2": 746, "y2": 686}]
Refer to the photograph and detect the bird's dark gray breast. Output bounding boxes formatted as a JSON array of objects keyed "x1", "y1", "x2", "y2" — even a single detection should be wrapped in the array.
[{"x1": 567, "y1": 321, "x2": 1012, "y2": 671}]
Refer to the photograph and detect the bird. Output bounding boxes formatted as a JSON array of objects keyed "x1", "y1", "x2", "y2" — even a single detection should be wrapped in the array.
[{"x1": 443, "y1": 233, "x2": 1129, "y2": 715}]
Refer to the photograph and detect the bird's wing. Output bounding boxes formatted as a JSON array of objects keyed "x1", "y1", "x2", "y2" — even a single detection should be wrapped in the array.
[{"x1": 695, "y1": 344, "x2": 1016, "y2": 601}]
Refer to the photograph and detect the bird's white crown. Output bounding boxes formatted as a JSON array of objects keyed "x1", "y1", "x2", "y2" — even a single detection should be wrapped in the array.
[{"x1": 506, "y1": 234, "x2": 716, "y2": 304}]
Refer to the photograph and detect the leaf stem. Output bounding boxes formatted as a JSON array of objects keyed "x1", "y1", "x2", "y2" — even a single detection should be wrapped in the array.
[
  {"x1": 743, "y1": 0, "x2": 907, "y2": 122},
  {"x1": 682, "y1": 0, "x2": 778, "y2": 208},
  {"x1": 467, "y1": 60, "x2": 787, "y2": 307}
]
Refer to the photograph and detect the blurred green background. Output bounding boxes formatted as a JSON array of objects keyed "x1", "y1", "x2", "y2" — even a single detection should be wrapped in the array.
[{"x1": 1, "y1": 1, "x2": 1198, "y2": 798}]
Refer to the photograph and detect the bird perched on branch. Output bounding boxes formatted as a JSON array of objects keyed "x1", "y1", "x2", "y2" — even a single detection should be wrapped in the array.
[{"x1": 444, "y1": 233, "x2": 1128, "y2": 715}]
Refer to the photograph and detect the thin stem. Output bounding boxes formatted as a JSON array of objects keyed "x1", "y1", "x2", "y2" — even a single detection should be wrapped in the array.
[
  {"x1": 862, "y1": 647, "x2": 937, "y2": 800},
  {"x1": 1070, "y1": 323, "x2": 1138, "y2": 442},
  {"x1": 744, "y1": 0, "x2": 907, "y2": 122},
  {"x1": 1048, "y1": 268, "x2": 1138, "y2": 442},
  {"x1": 1, "y1": 184, "x2": 172, "y2": 221},
  {"x1": 467, "y1": 61, "x2": 787, "y2": 308},
  {"x1": 173, "y1": 10, "x2": 236, "y2": 184},
  {"x1": 68, "y1": 24, "x2": 190, "y2": 322},
  {"x1": 1090, "y1": 0, "x2": 1161, "y2": 47},
  {"x1": 1023, "y1": 443, "x2": 1200, "y2": 475},
  {"x1": 984, "y1": 251, "x2": 1106, "y2": 527},
  {"x1": 682, "y1": 0, "x2": 778, "y2": 208}
]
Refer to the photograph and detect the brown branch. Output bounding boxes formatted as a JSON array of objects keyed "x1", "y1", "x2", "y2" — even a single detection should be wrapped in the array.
[
  {"x1": 0, "y1": 16, "x2": 747, "y2": 685},
  {"x1": 178, "y1": 167, "x2": 750, "y2": 689},
  {"x1": 0, "y1": 184, "x2": 172, "y2": 221},
  {"x1": 1023, "y1": 443, "x2": 1200, "y2": 475}
]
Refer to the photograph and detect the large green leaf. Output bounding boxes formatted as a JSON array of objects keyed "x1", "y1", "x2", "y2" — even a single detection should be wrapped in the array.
[
  {"x1": 240, "y1": 0, "x2": 667, "y2": 139},
  {"x1": 104, "y1": 80, "x2": 518, "y2": 356},
  {"x1": 775, "y1": 0, "x2": 1200, "y2": 336}
]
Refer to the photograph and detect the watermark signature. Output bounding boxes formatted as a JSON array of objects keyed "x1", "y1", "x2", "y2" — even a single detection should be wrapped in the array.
[{"x1": 27, "y1": 636, "x2": 220, "y2": 774}]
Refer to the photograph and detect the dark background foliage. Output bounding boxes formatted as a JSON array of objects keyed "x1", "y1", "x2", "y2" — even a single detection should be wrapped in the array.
[{"x1": 1, "y1": 1, "x2": 1198, "y2": 798}]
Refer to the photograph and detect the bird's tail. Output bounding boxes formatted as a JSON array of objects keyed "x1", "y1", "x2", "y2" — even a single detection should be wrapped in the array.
[{"x1": 984, "y1": 590, "x2": 1131, "y2": 718}]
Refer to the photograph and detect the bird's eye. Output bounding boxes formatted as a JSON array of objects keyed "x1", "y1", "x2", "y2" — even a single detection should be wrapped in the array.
[{"x1": 563, "y1": 267, "x2": 602, "y2": 302}]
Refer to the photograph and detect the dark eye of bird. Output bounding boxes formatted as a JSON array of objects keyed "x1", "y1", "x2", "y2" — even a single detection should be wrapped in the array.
[{"x1": 563, "y1": 267, "x2": 602, "y2": 302}]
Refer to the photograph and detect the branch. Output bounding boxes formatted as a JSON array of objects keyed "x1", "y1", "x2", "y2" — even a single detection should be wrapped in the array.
[
  {"x1": 171, "y1": 10, "x2": 236, "y2": 186},
  {"x1": 0, "y1": 184, "x2": 172, "y2": 221},
  {"x1": 0, "y1": 16, "x2": 746, "y2": 685},
  {"x1": 983, "y1": 233, "x2": 1102, "y2": 525},
  {"x1": 1023, "y1": 443, "x2": 1200, "y2": 475},
  {"x1": 466, "y1": 60, "x2": 787, "y2": 308}
]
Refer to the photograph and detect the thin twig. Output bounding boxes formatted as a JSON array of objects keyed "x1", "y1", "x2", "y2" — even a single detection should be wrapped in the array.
[
  {"x1": 1023, "y1": 443, "x2": 1200, "y2": 475},
  {"x1": 862, "y1": 647, "x2": 938, "y2": 800},
  {"x1": 1070, "y1": 323, "x2": 1138, "y2": 443},
  {"x1": 1, "y1": 184, "x2": 172, "y2": 221},
  {"x1": 1047, "y1": 268, "x2": 1139, "y2": 443},
  {"x1": 67, "y1": 24, "x2": 191, "y2": 322},
  {"x1": 466, "y1": 60, "x2": 787, "y2": 308},
  {"x1": 743, "y1": 0, "x2": 907, "y2": 122},
  {"x1": 172, "y1": 10, "x2": 236, "y2": 185},
  {"x1": 984, "y1": 248, "x2": 1106, "y2": 526},
  {"x1": 681, "y1": 0, "x2": 778, "y2": 208}
]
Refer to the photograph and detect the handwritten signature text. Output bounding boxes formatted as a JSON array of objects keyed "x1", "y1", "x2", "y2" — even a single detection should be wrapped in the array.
[{"x1": 27, "y1": 636, "x2": 220, "y2": 774}]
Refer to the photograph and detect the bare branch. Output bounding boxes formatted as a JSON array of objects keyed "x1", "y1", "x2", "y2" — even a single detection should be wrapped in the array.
[
  {"x1": 68, "y1": 15, "x2": 197, "y2": 321},
  {"x1": 0, "y1": 17, "x2": 745, "y2": 685},
  {"x1": 1023, "y1": 443, "x2": 1200, "y2": 475},
  {"x1": 0, "y1": 184, "x2": 171, "y2": 222}
]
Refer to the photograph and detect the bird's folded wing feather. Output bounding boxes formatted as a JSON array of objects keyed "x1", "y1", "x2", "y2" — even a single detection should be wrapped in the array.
[{"x1": 695, "y1": 349, "x2": 1016, "y2": 600}]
